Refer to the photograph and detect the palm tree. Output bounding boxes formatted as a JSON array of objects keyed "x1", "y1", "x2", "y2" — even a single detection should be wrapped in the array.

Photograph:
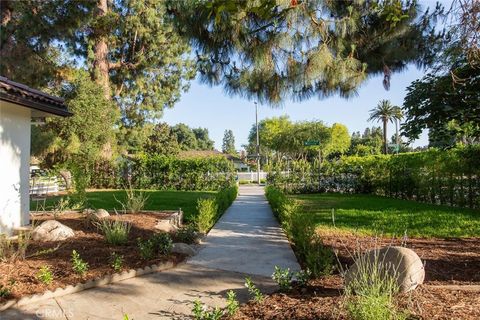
[{"x1": 368, "y1": 100, "x2": 403, "y2": 154}]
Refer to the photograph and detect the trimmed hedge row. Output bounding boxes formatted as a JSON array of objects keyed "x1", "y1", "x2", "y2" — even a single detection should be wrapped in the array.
[
  {"x1": 90, "y1": 155, "x2": 235, "y2": 191},
  {"x1": 196, "y1": 185, "x2": 238, "y2": 233},
  {"x1": 268, "y1": 146, "x2": 480, "y2": 209},
  {"x1": 265, "y1": 186, "x2": 334, "y2": 277}
]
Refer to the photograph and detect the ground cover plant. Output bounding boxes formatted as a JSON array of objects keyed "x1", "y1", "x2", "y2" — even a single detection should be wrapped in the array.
[{"x1": 292, "y1": 193, "x2": 480, "y2": 238}]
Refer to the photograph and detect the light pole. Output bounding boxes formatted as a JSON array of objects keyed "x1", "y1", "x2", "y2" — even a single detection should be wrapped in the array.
[{"x1": 255, "y1": 101, "x2": 261, "y2": 184}]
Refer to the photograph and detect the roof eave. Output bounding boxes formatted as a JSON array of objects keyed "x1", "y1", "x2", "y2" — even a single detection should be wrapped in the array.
[{"x1": 0, "y1": 92, "x2": 72, "y2": 117}]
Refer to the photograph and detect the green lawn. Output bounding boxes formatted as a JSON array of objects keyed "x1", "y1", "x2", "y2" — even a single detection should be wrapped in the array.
[
  {"x1": 291, "y1": 193, "x2": 480, "y2": 238},
  {"x1": 31, "y1": 190, "x2": 214, "y2": 222}
]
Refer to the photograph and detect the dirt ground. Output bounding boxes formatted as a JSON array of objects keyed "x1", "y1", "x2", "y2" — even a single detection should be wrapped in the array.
[
  {"x1": 0, "y1": 212, "x2": 185, "y2": 303},
  {"x1": 233, "y1": 232, "x2": 480, "y2": 320}
]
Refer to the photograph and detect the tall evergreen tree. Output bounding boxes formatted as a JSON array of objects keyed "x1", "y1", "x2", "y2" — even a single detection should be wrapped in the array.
[
  {"x1": 169, "y1": 0, "x2": 441, "y2": 104},
  {"x1": 222, "y1": 130, "x2": 236, "y2": 154}
]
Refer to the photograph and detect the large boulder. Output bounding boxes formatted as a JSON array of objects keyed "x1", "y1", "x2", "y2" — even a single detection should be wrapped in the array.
[
  {"x1": 172, "y1": 243, "x2": 196, "y2": 256},
  {"x1": 345, "y1": 246, "x2": 425, "y2": 293},
  {"x1": 94, "y1": 209, "x2": 110, "y2": 219},
  {"x1": 32, "y1": 220, "x2": 75, "y2": 242},
  {"x1": 155, "y1": 220, "x2": 178, "y2": 233}
]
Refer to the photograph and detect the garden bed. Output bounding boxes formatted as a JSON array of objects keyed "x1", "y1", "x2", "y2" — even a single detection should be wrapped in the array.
[
  {"x1": 0, "y1": 212, "x2": 187, "y2": 304},
  {"x1": 232, "y1": 232, "x2": 480, "y2": 320}
]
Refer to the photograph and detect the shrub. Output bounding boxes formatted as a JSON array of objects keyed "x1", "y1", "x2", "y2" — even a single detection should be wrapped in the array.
[
  {"x1": 344, "y1": 248, "x2": 406, "y2": 320},
  {"x1": 265, "y1": 186, "x2": 335, "y2": 277},
  {"x1": 0, "y1": 229, "x2": 32, "y2": 262},
  {"x1": 111, "y1": 252, "x2": 124, "y2": 272},
  {"x1": 192, "y1": 300, "x2": 223, "y2": 320},
  {"x1": 245, "y1": 277, "x2": 263, "y2": 302},
  {"x1": 0, "y1": 285, "x2": 11, "y2": 298},
  {"x1": 226, "y1": 290, "x2": 239, "y2": 316},
  {"x1": 96, "y1": 220, "x2": 131, "y2": 245},
  {"x1": 37, "y1": 265, "x2": 54, "y2": 284},
  {"x1": 174, "y1": 225, "x2": 198, "y2": 244},
  {"x1": 196, "y1": 198, "x2": 218, "y2": 233},
  {"x1": 137, "y1": 233, "x2": 173, "y2": 260},
  {"x1": 120, "y1": 185, "x2": 149, "y2": 214},
  {"x1": 294, "y1": 269, "x2": 311, "y2": 286},
  {"x1": 271, "y1": 266, "x2": 293, "y2": 291},
  {"x1": 71, "y1": 250, "x2": 89, "y2": 276}
]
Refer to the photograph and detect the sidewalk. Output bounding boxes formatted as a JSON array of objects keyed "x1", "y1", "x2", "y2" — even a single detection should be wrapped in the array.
[{"x1": 1, "y1": 185, "x2": 299, "y2": 319}]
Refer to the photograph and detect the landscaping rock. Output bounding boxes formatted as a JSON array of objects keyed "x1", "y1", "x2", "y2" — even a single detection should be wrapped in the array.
[
  {"x1": 345, "y1": 246, "x2": 424, "y2": 293},
  {"x1": 172, "y1": 243, "x2": 196, "y2": 256},
  {"x1": 32, "y1": 220, "x2": 75, "y2": 242},
  {"x1": 155, "y1": 220, "x2": 178, "y2": 233},
  {"x1": 95, "y1": 209, "x2": 110, "y2": 219}
]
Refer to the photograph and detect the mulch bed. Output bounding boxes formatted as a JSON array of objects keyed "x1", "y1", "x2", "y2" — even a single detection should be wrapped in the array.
[
  {"x1": 233, "y1": 232, "x2": 480, "y2": 320},
  {"x1": 0, "y1": 212, "x2": 186, "y2": 304}
]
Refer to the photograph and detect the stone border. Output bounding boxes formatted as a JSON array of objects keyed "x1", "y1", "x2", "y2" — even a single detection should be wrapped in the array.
[{"x1": 0, "y1": 260, "x2": 176, "y2": 312}]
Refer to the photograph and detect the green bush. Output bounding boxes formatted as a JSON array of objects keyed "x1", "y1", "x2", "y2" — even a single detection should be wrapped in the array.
[
  {"x1": 265, "y1": 186, "x2": 334, "y2": 277},
  {"x1": 196, "y1": 185, "x2": 238, "y2": 233},
  {"x1": 344, "y1": 248, "x2": 406, "y2": 320},
  {"x1": 268, "y1": 146, "x2": 480, "y2": 209},
  {"x1": 90, "y1": 155, "x2": 236, "y2": 191},
  {"x1": 174, "y1": 225, "x2": 198, "y2": 244},
  {"x1": 96, "y1": 220, "x2": 131, "y2": 245},
  {"x1": 137, "y1": 233, "x2": 173, "y2": 260},
  {"x1": 36, "y1": 265, "x2": 54, "y2": 284},
  {"x1": 71, "y1": 250, "x2": 89, "y2": 276}
]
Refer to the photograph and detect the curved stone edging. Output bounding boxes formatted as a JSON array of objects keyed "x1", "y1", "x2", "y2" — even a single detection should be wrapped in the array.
[
  {"x1": 0, "y1": 260, "x2": 176, "y2": 312},
  {"x1": 426, "y1": 284, "x2": 480, "y2": 292}
]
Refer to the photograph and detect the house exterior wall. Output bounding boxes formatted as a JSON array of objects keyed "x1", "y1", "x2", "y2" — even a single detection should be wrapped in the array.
[{"x1": 0, "y1": 101, "x2": 31, "y2": 234}]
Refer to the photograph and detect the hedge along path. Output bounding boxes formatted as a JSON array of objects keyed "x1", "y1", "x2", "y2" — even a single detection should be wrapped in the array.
[{"x1": 188, "y1": 185, "x2": 301, "y2": 277}]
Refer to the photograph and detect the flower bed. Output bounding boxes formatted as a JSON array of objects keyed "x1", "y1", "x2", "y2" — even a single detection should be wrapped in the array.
[{"x1": 0, "y1": 211, "x2": 190, "y2": 305}]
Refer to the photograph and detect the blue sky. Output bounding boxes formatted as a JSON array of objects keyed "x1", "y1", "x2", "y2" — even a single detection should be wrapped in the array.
[
  {"x1": 162, "y1": 65, "x2": 428, "y2": 151},
  {"x1": 162, "y1": 0, "x2": 449, "y2": 151}
]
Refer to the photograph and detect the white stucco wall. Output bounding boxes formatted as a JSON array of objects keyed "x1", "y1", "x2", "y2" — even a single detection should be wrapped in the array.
[{"x1": 0, "y1": 101, "x2": 31, "y2": 234}]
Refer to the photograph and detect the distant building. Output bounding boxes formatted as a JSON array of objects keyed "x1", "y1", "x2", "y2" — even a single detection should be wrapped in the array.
[{"x1": 0, "y1": 77, "x2": 71, "y2": 234}]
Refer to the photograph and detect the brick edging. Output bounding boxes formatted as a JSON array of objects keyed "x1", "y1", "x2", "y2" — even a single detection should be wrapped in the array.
[{"x1": 0, "y1": 261, "x2": 176, "y2": 312}]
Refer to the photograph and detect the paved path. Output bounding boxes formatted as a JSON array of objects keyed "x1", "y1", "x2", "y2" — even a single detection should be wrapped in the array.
[
  {"x1": 1, "y1": 186, "x2": 299, "y2": 319},
  {"x1": 189, "y1": 185, "x2": 300, "y2": 277}
]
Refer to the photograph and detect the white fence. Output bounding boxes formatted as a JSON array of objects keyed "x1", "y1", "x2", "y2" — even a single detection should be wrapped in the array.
[{"x1": 236, "y1": 171, "x2": 268, "y2": 182}]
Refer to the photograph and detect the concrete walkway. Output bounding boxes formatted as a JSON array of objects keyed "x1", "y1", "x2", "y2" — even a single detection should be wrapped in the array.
[{"x1": 1, "y1": 186, "x2": 299, "y2": 319}]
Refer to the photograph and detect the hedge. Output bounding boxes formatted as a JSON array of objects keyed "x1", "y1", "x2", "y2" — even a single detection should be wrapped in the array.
[
  {"x1": 90, "y1": 154, "x2": 235, "y2": 191},
  {"x1": 196, "y1": 185, "x2": 238, "y2": 233},
  {"x1": 268, "y1": 146, "x2": 480, "y2": 209}
]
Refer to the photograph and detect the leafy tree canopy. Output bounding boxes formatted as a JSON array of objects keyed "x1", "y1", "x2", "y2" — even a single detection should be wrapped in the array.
[
  {"x1": 170, "y1": 0, "x2": 440, "y2": 104},
  {"x1": 222, "y1": 129, "x2": 236, "y2": 154}
]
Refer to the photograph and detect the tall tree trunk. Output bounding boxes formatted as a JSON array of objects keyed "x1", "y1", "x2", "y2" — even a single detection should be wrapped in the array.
[
  {"x1": 383, "y1": 119, "x2": 388, "y2": 154},
  {"x1": 92, "y1": 0, "x2": 111, "y2": 100}
]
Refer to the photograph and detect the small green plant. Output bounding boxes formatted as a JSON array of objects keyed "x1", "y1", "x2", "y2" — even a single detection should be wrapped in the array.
[
  {"x1": 71, "y1": 250, "x2": 89, "y2": 276},
  {"x1": 174, "y1": 224, "x2": 198, "y2": 244},
  {"x1": 271, "y1": 266, "x2": 293, "y2": 291},
  {"x1": 111, "y1": 252, "x2": 124, "y2": 272},
  {"x1": 115, "y1": 184, "x2": 149, "y2": 214},
  {"x1": 245, "y1": 277, "x2": 263, "y2": 302},
  {"x1": 0, "y1": 284, "x2": 11, "y2": 298},
  {"x1": 52, "y1": 197, "x2": 70, "y2": 219},
  {"x1": 137, "y1": 233, "x2": 172, "y2": 260},
  {"x1": 96, "y1": 219, "x2": 131, "y2": 245},
  {"x1": 191, "y1": 299, "x2": 223, "y2": 320},
  {"x1": 36, "y1": 265, "x2": 54, "y2": 285},
  {"x1": 196, "y1": 198, "x2": 218, "y2": 233},
  {"x1": 226, "y1": 290, "x2": 239, "y2": 316},
  {"x1": 294, "y1": 268, "x2": 311, "y2": 287},
  {"x1": 344, "y1": 248, "x2": 406, "y2": 320}
]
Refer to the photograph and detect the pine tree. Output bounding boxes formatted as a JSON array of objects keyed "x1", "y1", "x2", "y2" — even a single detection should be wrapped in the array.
[{"x1": 169, "y1": 0, "x2": 441, "y2": 104}]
